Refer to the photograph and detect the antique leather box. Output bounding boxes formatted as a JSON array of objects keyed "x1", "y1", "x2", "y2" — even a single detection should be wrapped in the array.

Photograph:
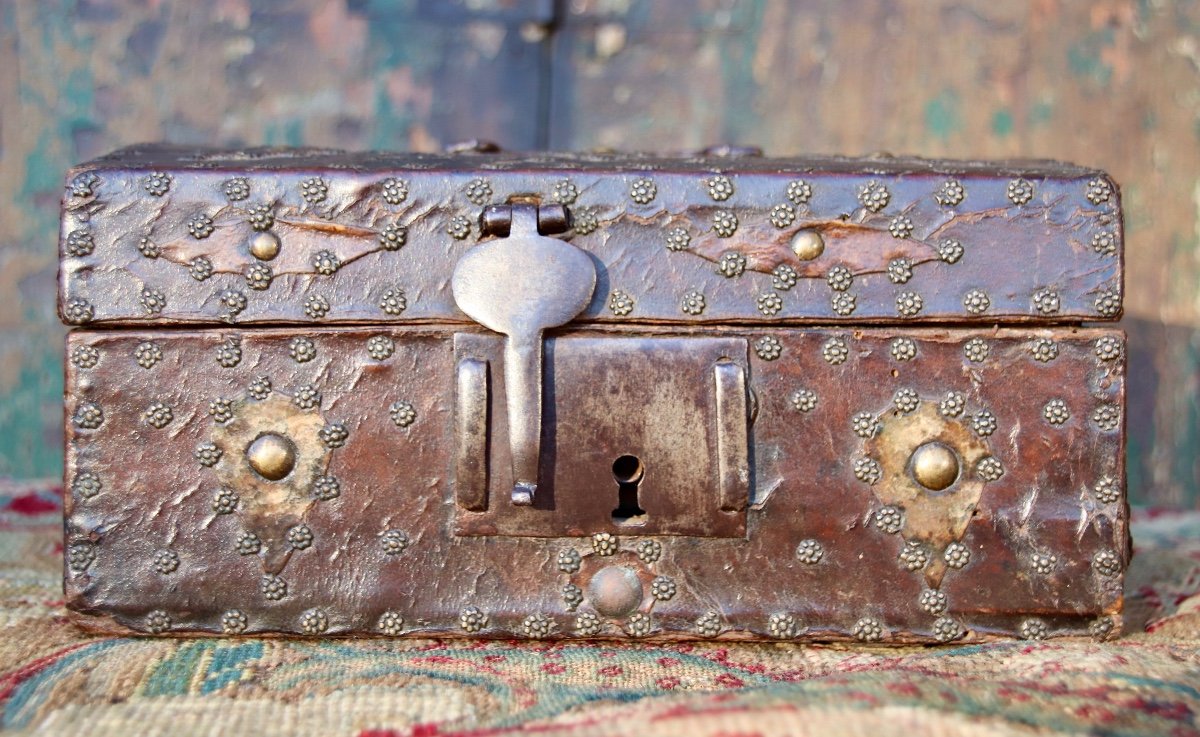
[{"x1": 59, "y1": 145, "x2": 1127, "y2": 643}]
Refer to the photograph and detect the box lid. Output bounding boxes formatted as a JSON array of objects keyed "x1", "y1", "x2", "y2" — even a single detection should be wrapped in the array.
[{"x1": 58, "y1": 145, "x2": 1123, "y2": 327}]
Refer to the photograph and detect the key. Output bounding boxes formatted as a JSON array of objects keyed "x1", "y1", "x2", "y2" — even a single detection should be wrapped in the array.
[{"x1": 451, "y1": 204, "x2": 597, "y2": 505}]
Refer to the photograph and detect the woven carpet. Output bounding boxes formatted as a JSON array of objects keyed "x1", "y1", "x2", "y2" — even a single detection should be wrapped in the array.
[{"x1": 1, "y1": 481, "x2": 1198, "y2": 736}]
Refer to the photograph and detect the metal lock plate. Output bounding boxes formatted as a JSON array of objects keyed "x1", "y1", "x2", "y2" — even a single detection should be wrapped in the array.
[{"x1": 453, "y1": 333, "x2": 750, "y2": 537}]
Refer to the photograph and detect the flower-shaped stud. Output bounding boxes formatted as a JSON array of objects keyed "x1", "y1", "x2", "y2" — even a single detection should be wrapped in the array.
[
  {"x1": 891, "y1": 338, "x2": 916, "y2": 362},
  {"x1": 1007, "y1": 178, "x2": 1034, "y2": 205},
  {"x1": 755, "y1": 336, "x2": 782, "y2": 361},
  {"x1": 854, "y1": 458, "x2": 882, "y2": 485},
  {"x1": 772, "y1": 264, "x2": 798, "y2": 290},
  {"x1": 939, "y1": 391, "x2": 965, "y2": 417},
  {"x1": 381, "y1": 177, "x2": 409, "y2": 205},
  {"x1": 853, "y1": 617, "x2": 885, "y2": 642},
  {"x1": 790, "y1": 388, "x2": 818, "y2": 413},
  {"x1": 963, "y1": 290, "x2": 991, "y2": 315},
  {"x1": 143, "y1": 171, "x2": 172, "y2": 197},
  {"x1": 795, "y1": 539, "x2": 824, "y2": 564},
  {"x1": 944, "y1": 542, "x2": 971, "y2": 569},
  {"x1": 874, "y1": 506, "x2": 903, "y2": 534},
  {"x1": 888, "y1": 215, "x2": 914, "y2": 239},
  {"x1": 608, "y1": 290, "x2": 635, "y2": 316},
  {"x1": 630, "y1": 178, "x2": 657, "y2": 204},
  {"x1": 665, "y1": 227, "x2": 691, "y2": 252},
  {"x1": 826, "y1": 266, "x2": 853, "y2": 292},
  {"x1": 1086, "y1": 178, "x2": 1113, "y2": 205},
  {"x1": 312, "y1": 475, "x2": 341, "y2": 501},
  {"x1": 1030, "y1": 338, "x2": 1058, "y2": 362},
  {"x1": 887, "y1": 258, "x2": 913, "y2": 284},
  {"x1": 247, "y1": 376, "x2": 271, "y2": 400},
  {"x1": 223, "y1": 177, "x2": 250, "y2": 201},
  {"x1": 857, "y1": 180, "x2": 890, "y2": 212},
  {"x1": 935, "y1": 179, "x2": 965, "y2": 207},
  {"x1": 920, "y1": 589, "x2": 947, "y2": 615},
  {"x1": 681, "y1": 290, "x2": 706, "y2": 316},
  {"x1": 1043, "y1": 399, "x2": 1070, "y2": 426},
  {"x1": 712, "y1": 210, "x2": 738, "y2": 238},
  {"x1": 390, "y1": 401, "x2": 416, "y2": 428},
  {"x1": 380, "y1": 529, "x2": 410, "y2": 555},
  {"x1": 831, "y1": 292, "x2": 856, "y2": 316},
  {"x1": 822, "y1": 336, "x2": 849, "y2": 365},
  {"x1": 707, "y1": 174, "x2": 734, "y2": 201},
  {"x1": 300, "y1": 177, "x2": 328, "y2": 204},
  {"x1": 379, "y1": 288, "x2": 407, "y2": 316},
  {"x1": 976, "y1": 456, "x2": 1004, "y2": 481},
  {"x1": 786, "y1": 179, "x2": 812, "y2": 205},
  {"x1": 937, "y1": 238, "x2": 964, "y2": 263},
  {"x1": 464, "y1": 178, "x2": 492, "y2": 205},
  {"x1": 770, "y1": 203, "x2": 796, "y2": 228}
]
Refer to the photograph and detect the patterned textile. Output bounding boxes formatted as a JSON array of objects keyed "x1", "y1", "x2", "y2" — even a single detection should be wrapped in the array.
[{"x1": 0, "y1": 480, "x2": 1198, "y2": 737}]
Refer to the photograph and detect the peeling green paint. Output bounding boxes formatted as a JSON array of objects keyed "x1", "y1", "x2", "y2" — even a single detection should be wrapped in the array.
[
  {"x1": 924, "y1": 90, "x2": 961, "y2": 140},
  {"x1": 991, "y1": 109, "x2": 1013, "y2": 138}
]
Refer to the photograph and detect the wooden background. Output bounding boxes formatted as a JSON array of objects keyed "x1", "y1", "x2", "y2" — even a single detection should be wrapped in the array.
[{"x1": 2, "y1": 0, "x2": 1197, "y2": 506}]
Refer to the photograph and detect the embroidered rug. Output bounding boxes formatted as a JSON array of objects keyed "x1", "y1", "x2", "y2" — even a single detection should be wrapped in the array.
[{"x1": 1, "y1": 480, "x2": 1198, "y2": 736}]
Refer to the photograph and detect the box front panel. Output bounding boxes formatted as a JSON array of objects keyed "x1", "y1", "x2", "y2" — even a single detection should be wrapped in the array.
[{"x1": 64, "y1": 326, "x2": 1127, "y2": 642}]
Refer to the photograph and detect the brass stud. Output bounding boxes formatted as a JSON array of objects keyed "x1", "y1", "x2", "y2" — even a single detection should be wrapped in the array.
[
  {"x1": 587, "y1": 565, "x2": 643, "y2": 617},
  {"x1": 790, "y1": 229, "x2": 824, "y2": 260},
  {"x1": 910, "y1": 441, "x2": 960, "y2": 491},
  {"x1": 249, "y1": 232, "x2": 281, "y2": 261},
  {"x1": 245, "y1": 432, "x2": 297, "y2": 480}
]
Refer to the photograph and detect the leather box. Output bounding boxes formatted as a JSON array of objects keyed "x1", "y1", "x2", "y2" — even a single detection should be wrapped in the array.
[{"x1": 59, "y1": 146, "x2": 1127, "y2": 642}]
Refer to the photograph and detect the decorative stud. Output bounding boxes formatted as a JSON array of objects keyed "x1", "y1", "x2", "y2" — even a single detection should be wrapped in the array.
[
  {"x1": 459, "y1": 606, "x2": 488, "y2": 633},
  {"x1": 874, "y1": 505, "x2": 903, "y2": 533},
  {"x1": 1095, "y1": 336, "x2": 1122, "y2": 361},
  {"x1": 293, "y1": 384, "x2": 321, "y2": 410},
  {"x1": 910, "y1": 442, "x2": 959, "y2": 491},
  {"x1": 575, "y1": 612, "x2": 603, "y2": 636},
  {"x1": 212, "y1": 488, "x2": 239, "y2": 514},
  {"x1": 1033, "y1": 288, "x2": 1060, "y2": 315},
  {"x1": 852, "y1": 412, "x2": 880, "y2": 438},
  {"x1": 853, "y1": 617, "x2": 885, "y2": 642},
  {"x1": 1086, "y1": 178, "x2": 1113, "y2": 205},
  {"x1": 665, "y1": 227, "x2": 691, "y2": 251},
  {"x1": 222, "y1": 609, "x2": 249, "y2": 634},
  {"x1": 73, "y1": 401, "x2": 104, "y2": 429},
  {"x1": 380, "y1": 529, "x2": 410, "y2": 555},
  {"x1": 695, "y1": 611, "x2": 723, "y2": 637},
  {"x1": 707, "y1": 174, "x2": 734, "y2": 201},
  {"x1": 976, "y1": 456, "x2": 1004, "y2": 481},
  {"x1": 1031, "y1": 552, "x2": 1058, "y2": 574},
  {"x1": 919, "y1": 589, "x2": 947, "y2": 615},
  {"x1": 758, "y1": 293, "x2": 783, "y2": 316},
  {"x1": 608, "y1": 290, "x2": 635, "y2": 316},
  {"x1": 712, "y1": 210, "x2": 738, "y2": 238},
  {"x1": 248, "y1": 376, "x2": 272, "y2": 400},
  {"x1": 572, "y1": 208, "x2": 599, "y2": 235},
  {"x1": 195, "y1": 442, "x2": 223, "y2": 467},
  {"x1": 891, "y1": 338, "x2": 917, "y2": 362},
  {"x1": 286, "y1": 524, "x2": 314, "y2": 550},
  {"x1": 1043, "y1": 399, "x2": 1070, "y2": 426},
  {"x1": 888, "y1": 215, "x2": 914, "y2": 239},
  {"x1": 1093, "y1": 404, "x2": 1120, "y2": 431},
  {"x1": 70, "y1": 171, "x2": 100, "y2": 198},
  {"x1": 1019, "y1": 618, "x2": 1047, "y2": 640},
  {"x1": 971, "y1": 410, "x2": 997, "y2": 437},
  {"x1": 143, "y1": 400, "x2": 174, "y2": 429},
  {"x1": 245, "y1": 263, "x2": 272, "y2": 291},
  {"x1": 755, "y1": 336, "x2": 783, "y2": 361},
  {"x1": 464, "y1": 178, "x2": 492, "y2": 205},
  {"x1": 857, "y1": 180, "x2": 890, "y2": 212},
  {"x1": 768, "y1": 613, "x2": 796, "y2": 639},
  {"x1": 853, "y1": 457, "x2": 881, "y2": 485},
  {"x1": 1089, "y1": 617, "x2": 1115, "y2": 640},
  {"x1": 72, "y1": 471, "x2": 103, "y2": 499},
  {"x1": 187, "y1": 213, "x2": 215, "y2": 240},
  {"x1": 367, "y1": 335, "x2": 395, "y2": 360},
  {"x1": 822, "y1": 336, "x2": 849, "y2": 365},
  {"x1": 898, "y1": 542, "x2": 929, "y2": 571},
  {"x1": 63, "y1": 298, "x2": 95, "y2": 325},
  {"x1": 139, "y1": 287, "x2": 167, "y2": 315},
  {"x1": 236, "y1": 532, "x2": 261, "y2": 555},
  {"x1": 247, "y1": 204, "x2": 274, "y2": 231},
  {"x1": 826, "y1": 266, "x2": 852, "y2": 291},
  {"x1": 887, "y1": 257, "x2": 913, "y2": 284},
  {"x1": 246, "y1": 432, "x2": 295, "y2": 480},
  {"x1": 770, "y1": 203, "x2": 796, "y2": 228},
  {"x1": 249, "y1": 234, "x2": 282, "y2": 262},
  {"x1": 963, "y1": 338, "x2": 989, "y2": 363},
  {"x1": 935, "y1": 179, "x2": 965, "y2": 207},
  {"x1": 1093, "y1": 477, "x2": 1119, "y2": 504},
  {"x1": 223, "y1": 177, "x2": 250, "y2": 201},
  {"x1": 134, "y1": 341, "x2": 163, "y2": 369},
  {"x1": 1007, "y1": 178, "x2": 1034, "y2": 205},
  {"x1": 153, "y1": 549, "x2": 180, "y2": 574},
  {"x1": 562, "y1": 583, "x2": 584, "y2": 611},
  {"x1": 650, "y1": 575, "x2": 676, "y2": 601},
  {"x1": 312, "y1": 475, "x2": 340, "y2": 501},
  {"x1": 681, "y1": 289, "x2": 706, "y2": 316},
  {"x1": 379, "y1": 288, "x2": 407, "y2": 315},
  {"x1": 303, "y1": 294, "x2": 330, "y2": 319},
  {"x1": 289, "y1": 336, "x2": 316, "y2": 363},
  {"x1": 1091, "y1": 230, "x2": 1117, "y2": 255},
  {"x1": 313, "y1": 250, "x2": 341, "y2": 275},
  {"x1": 629, "y1": 178, "x2": 657, "y2": 204},
  {"x1": 771, "y1": 264, "x2": 798, "y2": 290},
  {"x1": 933, "y1": 617, "x2": 963, "y2": 642},
  {"x1": 963, "y1": 289, "x2": 991, "y2": 315},
  {"x1": 381, "y1": 177, "x2": 409, "y2": 205},
  {"x1": 300, "y1": 177, "x2": 328, "y2": 204},
  {"x1": 791, "y1": 229, "x2": 824, "y2": 260},
  {"x1": 70, "y1": 345, "x2": 100, "y2": 369},
  {"x1": 786, "y1": 179, "x2": 812, "y2": 205},
  {"x1": 260, "y1": 574, "x2": 288, "y2": 600},
  {"x1": 379, "y1": 223, "x2": 407, "y2": 251},
  {"x1": 389, "y1": 401, "x2": 416, "y2": 428},
  {"x1": 1030, "y1": 338, "x2": 1059, "y2": 362},
  {"x1": 551, "y1": 179, "x2": 579, "y2": 204},
  {"x1": 896, "y1": 291, "x2": 923, "y2": 317},
  {"x1": 219, "y1": 290, "x2": 247, "y2": 319},
  {"x1": 943, "y1": 542, "x2": 971, "y2": 569},
  {"x1": 557, "y1": 548, "x2": 582, "y2": 573},
  {"x1": 67, "y1": 542, "x2": 96, "y2": 571},
  {"x1": 319, "y1": 423, "x2": 349, "y2": 449},
  {"x1": 447, "y1": 215, "x2": 471, "y2": 240},
  {"x1": 937, "y1": 238, "x2": 964, "y2": 263},
  {"x1": 143, "y1": 171, "x2": 172, "y2": 197},
  {"x1": 377, "y1": 611, "x2": 405, "y2": 635},
  {"x1": 625, "y1": 613, "x2": 652, "y2": 637},
  {"x1": 1094, "y1": 289, "x2": 1121, "y2": 317},
  {"x1": 591, "y1": 532, "x2": 619, "y2": 556},
  {"x1": 65, "y1": 229, "x2": 95, "y2": 257},
  {"x1": 831, "y1": 292, "x2": 856, "y2": 316},
  {"x1": 522, "y1": 613, "x2": 557, "y2": 638},
  {"x1": 795, "y1": 539, "x2": 824, "y2": 564},
  {"x1": 635, "y1": 539, "x2": 662, "y2": 564},
  {"x1": 145, "y1": 610, "x2": 172, "y2": 634},
  {"x1": 300, "y1": 609, "x2": 329, "y2": 634},
  {"x1": 215, "y1": 338, "x2": 242, "y2": 369},
  {"x1": 790, "y1": 388, "x2": 818, "y2": 413}
]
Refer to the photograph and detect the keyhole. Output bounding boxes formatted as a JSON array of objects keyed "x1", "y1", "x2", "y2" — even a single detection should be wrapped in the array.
[{"x1": 611, "y1": 455, "x2": 646, "y2": 525}]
